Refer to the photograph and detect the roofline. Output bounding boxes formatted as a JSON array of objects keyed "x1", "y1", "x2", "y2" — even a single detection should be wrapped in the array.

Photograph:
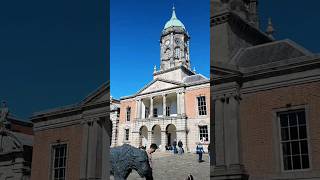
[{"x1": 120, "y1": 80, "x2": 210, "y2": 101}]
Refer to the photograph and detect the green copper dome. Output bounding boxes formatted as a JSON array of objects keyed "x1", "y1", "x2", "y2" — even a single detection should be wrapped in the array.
[{"x1": 164, "y1": 6, "x2": 186, "y2": 30}]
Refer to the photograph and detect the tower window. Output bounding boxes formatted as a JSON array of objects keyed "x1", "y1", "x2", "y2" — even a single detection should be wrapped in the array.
[
  {"x1": 197, "y1": 96, "x2": 207, "y2": 116},
  {"x1": 174, "y1": 48, "x2": 181, "y2": 58},
  {"x1": 278, "y1": 110, "x2": 310, "y2": 171}
]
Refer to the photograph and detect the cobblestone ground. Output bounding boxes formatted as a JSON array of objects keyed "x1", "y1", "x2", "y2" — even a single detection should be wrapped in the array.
[{"x1": 110, "y1": 151, "x2": 210, "y2": 180}]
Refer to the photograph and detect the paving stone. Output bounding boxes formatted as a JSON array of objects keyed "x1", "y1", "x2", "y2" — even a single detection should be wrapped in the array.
[{"x1": 110, "y1": 151, "x2": 210, "y2": 180}]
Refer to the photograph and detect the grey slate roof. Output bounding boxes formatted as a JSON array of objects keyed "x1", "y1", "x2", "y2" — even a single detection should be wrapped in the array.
[
  {"x1": 183, "y1": 74, "x2": 208, "y2": 84},
  {"x1": 231, "y1": 39, "x2": 313, "y2": 68},
  {"x1": 11, "y1": 131, "x2": 33, "y2": 146}
]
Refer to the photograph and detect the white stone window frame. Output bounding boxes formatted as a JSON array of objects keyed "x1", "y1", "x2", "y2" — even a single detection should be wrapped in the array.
[
  {"x1": 126, "y1": 106, "x2": 131, "y2": 122},
  {"x1": 124, "y1": 128, "x2": 130, "y2": 143},
  {"x1": 198, "y1": 125, "x2": 209, "y2": 143},
  {"x1": 50, "y1": 142, "x2": 69, "y2": 180},
  {"x1": 272, "y1": 104, "x2": 312, "y2": 175},
  {"x1": 196, "y1": 95, "x2": 207, "y2": 117}
]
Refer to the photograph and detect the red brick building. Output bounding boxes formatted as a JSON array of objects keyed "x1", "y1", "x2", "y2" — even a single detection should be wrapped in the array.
[
  {"x1": 30, "y1": 83, "x2": 109, "y2": 180},
  {"x1": 211, "y1": 0, "x2": 320, "y2": 179}
]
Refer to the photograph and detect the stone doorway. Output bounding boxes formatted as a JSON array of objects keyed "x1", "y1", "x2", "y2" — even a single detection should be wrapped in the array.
[
  {"x1": 152, "y1": 125, "x2": 161, "y2": 147},
  {"x1": 139, "y1": 126, "x2": 148, "y2": 148},
  {"x1": 166, "y1": 124, "x2": 176, "y2": 146}
]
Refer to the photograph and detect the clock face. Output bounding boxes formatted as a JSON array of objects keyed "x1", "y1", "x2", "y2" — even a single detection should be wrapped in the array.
[
  {"x1": 165, "y1": 40, "x2": 170, "y2": 46},
  {"x1": 175, "y1": 38, "x2": 181, "y2": 45}
]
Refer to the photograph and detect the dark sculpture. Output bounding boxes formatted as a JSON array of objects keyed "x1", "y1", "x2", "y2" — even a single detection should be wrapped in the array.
[{"x1": 110, "y1": 144, "x2": 153, "y2": 180}]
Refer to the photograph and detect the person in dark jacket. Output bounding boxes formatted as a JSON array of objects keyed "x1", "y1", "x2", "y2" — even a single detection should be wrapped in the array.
[
  {"x1": 196, "y1": 141, "x2": 205, "y2": 162},
  {"x1": 178, "y1": 140, "x2": 184, "y2": 155},
  {"x1": 172, "y1": 139, "x2": 178, "y2": 154}
]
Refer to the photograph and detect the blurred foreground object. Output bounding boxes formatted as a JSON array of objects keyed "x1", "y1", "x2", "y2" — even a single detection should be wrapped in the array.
[{"x1": 110, "y1": 144, "x2": 153, "y2": 180}]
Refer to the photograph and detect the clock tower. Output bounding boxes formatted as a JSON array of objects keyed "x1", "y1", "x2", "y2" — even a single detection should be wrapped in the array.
[{"x1": 160, "y1": 6, "x2": 190, "y2": 71}]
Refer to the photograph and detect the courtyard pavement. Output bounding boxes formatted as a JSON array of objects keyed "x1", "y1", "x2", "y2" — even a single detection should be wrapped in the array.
[{"x1": 110, "y1": 151, "x2": 210, "y2": 180}]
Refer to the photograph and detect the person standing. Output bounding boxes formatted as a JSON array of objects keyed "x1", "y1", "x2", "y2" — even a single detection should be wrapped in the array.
[
  {"x1": 146, "y1": 143, "x2": 158, "y2": 171},
  {"x1": 172, "y1": 139, "x2": 177, "y2": 154},
  {"x1": 178, "y1": 140, "x2": 183, "y2": 155},
  {"x1": 196, "y1": 141, "x2": 204, "y2": 162}
]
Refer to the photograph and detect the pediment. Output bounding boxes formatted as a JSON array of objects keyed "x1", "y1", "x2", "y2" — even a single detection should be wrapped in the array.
[
  {"x1": 81, "y1": 82, "x2": 109, "y2": 105},
  {"x1": 137, "y1": 79, "x2": 183, "y2": 95},
  {"x1": 0, "y1": 131, "x2": 24, "y2": 154}
]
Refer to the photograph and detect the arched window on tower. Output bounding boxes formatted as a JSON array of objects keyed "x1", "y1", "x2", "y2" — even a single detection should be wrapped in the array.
[{"x1": 174, "y1": 48, "x2": 181, "y2": 58}]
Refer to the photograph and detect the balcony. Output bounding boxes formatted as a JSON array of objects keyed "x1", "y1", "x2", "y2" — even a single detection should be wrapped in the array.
[{"x1": 135, "y1": 113, "x2": 187, "y2": 122}]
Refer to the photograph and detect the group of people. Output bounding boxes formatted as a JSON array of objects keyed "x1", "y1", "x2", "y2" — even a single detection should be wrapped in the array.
[
  {"x1": 165, "y1": 139, "x2": 185, "y2": 155},
  {"x1": 143, "y1": 139, "x2": 213, "y2": 169},
  {"x1": 141, "y1": 140, "x2": 212, "y2": 180}
]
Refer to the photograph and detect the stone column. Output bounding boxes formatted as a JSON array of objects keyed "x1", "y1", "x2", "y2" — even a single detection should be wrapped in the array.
[
  {"x1": 160, "y1": 130, "x2": 167, "y2": 151},
  {"x1": 148, "y1": 131, "x2": 152, "y2": 148},
  {"x1": 80, "y1": 117, "x2": 105, "y2": 180},
  {"x1": 135, "y1": 100, "x2": 139, "y2": 119},
  {"x1": 212, "y1": 83, "x2": 248, "y2": 179},
  {"x1": 139, "y1": 99, "x2": 142, "y2": 119},
  {"x1": 214, "y1": 98, "x2": 225, "y2": 168},
  {"x1": 111, "y1": 120, "x2": 117, "y2": 147},
  {"x1": 176, "y1": 92, "x2": 180, "y2": 115},
  {"x1": 162, "y1": 94, "x2": 166, "y2": 117},
  {"x1": 150, "y1": 97, "x2": 153, "y2": 118},
  {"x1": 101, "y1": 118, "x2": 109, "y2": 179},
  {"x1": 180, "y1": 91, "x2": 185, "y2": 116},
  {"x1": 80, "y1": 119, "x2": 91, "y2": 179}
]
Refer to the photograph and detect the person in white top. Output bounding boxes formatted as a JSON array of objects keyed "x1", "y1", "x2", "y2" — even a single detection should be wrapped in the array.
[{"x1": 146, "y1": 143, "x2": 158, "y2": 169}]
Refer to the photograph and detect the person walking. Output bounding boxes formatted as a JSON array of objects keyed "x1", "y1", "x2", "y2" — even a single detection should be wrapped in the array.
[
  {"x1": 178, "y1": 140, "x2": 183, "y2": 155},
  {"x1": 196, "y1": 141, "x2": 204, "y2": 162}
]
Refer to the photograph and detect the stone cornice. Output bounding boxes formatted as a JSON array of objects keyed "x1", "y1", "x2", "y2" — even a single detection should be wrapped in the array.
[
  {"x1": 211, "y1": 11, "x2": 272, "y2": 43},
  {"x1": 31, "y1": 101, "x2": 108, "y2": 123},
  {"x1": 153, "y1": 65, "x2": 195, "y2": 76},
  {"x1": 212, "y1": 56, "x2": 320, "y2": 85}
]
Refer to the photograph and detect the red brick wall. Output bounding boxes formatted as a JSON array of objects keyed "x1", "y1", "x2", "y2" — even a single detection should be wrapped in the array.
[
  {"x1": 185, "y1": 86, "x2": 210, "y2": 119},
  {"x1": 240, "y1": 82, "x2": 320, "y2": 176},
  {"x1": 119, "y1": 100, "x2": 136, "y2": 123},
  {"x1": 31, "y1": 124, "x2": 83, "y2": 180}
]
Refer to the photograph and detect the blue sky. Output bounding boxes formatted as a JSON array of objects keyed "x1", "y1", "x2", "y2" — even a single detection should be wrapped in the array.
[
  {"x1": 110, "y1": 0, "x2": 210, "y2": 99},
  {"x1": 111, "y1": 0, "x2": 320, "y2": 99},
  {"x1": 259, "y1": 0, "x2": 320, "y2": 53},
  {"x1": 0, "y1": 0, "x2": 107, "y2": 119}
]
